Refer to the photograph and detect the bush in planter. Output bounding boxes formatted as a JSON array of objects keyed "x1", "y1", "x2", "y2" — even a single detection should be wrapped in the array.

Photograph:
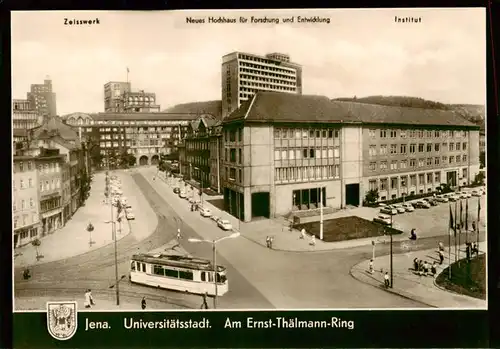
[{"x1": 364, "y1": 189, "x2": 379, "y2": 206}]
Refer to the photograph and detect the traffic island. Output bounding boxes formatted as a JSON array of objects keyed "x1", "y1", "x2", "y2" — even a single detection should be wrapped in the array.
[
  {"x1": 295, "y1": 216, "x2": 403, "y2": 242},
  {"x1": 435, "y1": 254, "x2": 486, "y2": 300}
]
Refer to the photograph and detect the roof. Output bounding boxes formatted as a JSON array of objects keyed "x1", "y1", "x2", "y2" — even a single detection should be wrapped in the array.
[
  {"x1": 131, "y1": 253, "x2": 226, "y2": 272},
  {"x1": 162, "y1": 100, "x2": 222, "y2": 119},
  {"x1": 13, "y1": 129, "x2": 28, "y2": 137},
  {"x1": 225, "y1": 92, "x2": 362, "y2": 124},
  {"x1": 225, "y1": 91, "x2": 479, "y2": 128},
  {"x1": 90, "y1": 112, "x2": 199, "y2": 121},
  {"x1": 31, "y1": 116, "x2": 80, "y2": 141}
]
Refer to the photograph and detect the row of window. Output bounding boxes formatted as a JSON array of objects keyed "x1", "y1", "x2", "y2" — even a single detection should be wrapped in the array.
[
  {"x1": 369, "y1": 155, "x2": 468, "y2": 171},
  {"x1": 239, "y1": 62, "x2": 296, "y2": 78},
  {"x1": 95, "y1": 120, "x2": 190, "y2": 126},
  {"x1": 13, "y1": 214, "x2": 39, "y2": 229},
  {"x1": 225, "y1": 148, "x2": 242, "y2": 164},
  {"x1": 13, "y1": 198, "x2": 37, "y2": 211},
  {"x1": 274, "y1": 147, "x2": 340, "y2": 160},
  {"x1": 369, "y1": 169, "x2": 468, "y2": 191},
  {"x1": 369, "y1": 129, "x2": 468, "y2": 139},
  {"x1": 224, "y1": 128, "x2": 243, "y2": 143},
  {"x1": 40, "y1": 178, "x2": 61, "y2": 191},
  {"x1": 369, "y1": 142, "x2": 468, "y2": 156},
  {"x1": 15, "y1": 227, "x2": 38, "y2": 239},
  {"x1": 186, "y1": 141, "x2": 209, "y2": 151},
  {"x1": 152, "y1": 265, "x2": 194, "y2": 281},
  {"x1": 40, "y1": 197, "x2": 61, "y2": 213},
  {"x1": 275, "y1": 165, "x2": 340, "y2": 182},
  {"x1": 185, "y1": 157, "x2": 209, "y2": 168},
  {"x1": 240, "y1": 79, "x2": 296, "y2": 92},
  {"x1": 12, "y1": 113, "x2": 38, "y2": 119},
  {"x1": 274, "y1": 128, "x2": 340, "y2": 140}
]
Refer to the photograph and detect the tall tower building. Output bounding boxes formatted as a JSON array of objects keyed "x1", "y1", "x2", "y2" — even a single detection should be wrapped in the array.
[
  {"x1": 104, "y1": 81, "x2": 132, "y2": 112},
  {"x1": 27, "y1": 76, "x2": 57, "y2": 117},
  {"x1": 221, "y1": 52, "x2": 302, "y2": 118}
]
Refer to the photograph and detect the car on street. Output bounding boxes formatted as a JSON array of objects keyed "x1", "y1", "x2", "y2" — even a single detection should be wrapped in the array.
[
  {"x1": 179, "y1": 191, "x2": 187, "y2": 198},
  {"x1": 446, "y1": 193, "x2": 459, "y2": 201},
  {"x1": 435, "y1": 195, "x2": 449, "y2": 202},
  {"x1": 373, "y1": 214, "x2": 392, "y2": 225},
  {"x1": 378, "y1": 203, "x2": 387, "y2": 207},
  {"x1": 200, "y1": 207, "x2": 212, "y2": 217},
  {"x1": 459, "y1": 191, "x2": 472, "y2": 198},
  {"x1": 413, "y1": 200, "x2": 431, "y2": 209},
  {"x1": 173, "y1": 187, "x2": 180, "y2": 194},
  {"x1": 211, "y1": 215, "x2": 220, "y2": 222},
  {"x1": 423, "y1": 198, "x2": 438, "y2": 206},
  {"x1": 380, "y1": 206, "x2": 398, "y2": 215},
  {"x1": 126, "y1": 210, "x2": 135, "y2": 220},
  {"x1": 392, "y1": 204, "x2": 406, "y2": 214},
  {"x1": 217, "y1": 219, "x2": 233, "y2": 231},
  {"x1": 402, "y1": 203, "x2": 415, "y2": 212}
]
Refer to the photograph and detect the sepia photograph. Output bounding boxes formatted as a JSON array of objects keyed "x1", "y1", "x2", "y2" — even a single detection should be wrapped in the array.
[{"x1": 12, "y1": 8, "x2": 487, "y2": 313}]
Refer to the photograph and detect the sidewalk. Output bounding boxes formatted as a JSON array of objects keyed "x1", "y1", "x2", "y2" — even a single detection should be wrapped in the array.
[
  {"x1": 350, "y1": 242, "x2": 487, "y2": 308},
  {"x1": 14, "y1": 170, "x2": 157, "y2": 268}
]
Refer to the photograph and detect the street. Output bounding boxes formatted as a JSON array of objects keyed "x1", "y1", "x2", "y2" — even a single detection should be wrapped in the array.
[{"x1": 17, "y1": 167, "x2": 480, "y2": 310}]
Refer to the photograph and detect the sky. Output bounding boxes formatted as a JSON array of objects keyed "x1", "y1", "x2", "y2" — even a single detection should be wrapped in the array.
[{"x1": 12, "y1": 9, "x2": 486, "y2": 116}]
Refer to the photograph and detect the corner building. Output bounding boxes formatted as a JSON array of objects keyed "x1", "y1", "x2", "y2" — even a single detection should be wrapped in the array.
[{"x1": 221, "y1": 92, "x2": 480, "y2": 222}]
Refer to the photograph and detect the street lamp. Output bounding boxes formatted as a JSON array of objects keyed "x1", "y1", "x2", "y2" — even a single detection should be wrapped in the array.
[
  {"x1": 105, "y1": 197, "x2": 122, "y2": 306},
  {"x1": 188, "y1": 232, "x2": 240, "y2": 309},
  {"x1": 87, "y1": 222, "x2": 95, "y2": 248}
]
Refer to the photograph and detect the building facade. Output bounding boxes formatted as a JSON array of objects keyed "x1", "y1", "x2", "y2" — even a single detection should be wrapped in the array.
[
  {"x1": 221, "y1": 52, "x2": 302, "y2": 118},
  {"x1": 122, "y1": 91, "x2": 160, "y2": 112},
  {"x1": 13, "y1": 156, "x2": 41, "y2": 247},
  {"x1": 27, "y1": 78, "x2": 57, "y2": 117},
  {"x1": 219, "y1": 92, "x2": 480, "y2": 222},
  {"x1": 104, "y1": 81, "x2": 132, "y2": 112},
  {"x1": 13, "y1": 99, "x2": 41, "y2": 130},
  {"x1": 208, "y1": 122, "x2": 223, "y2": 193}
]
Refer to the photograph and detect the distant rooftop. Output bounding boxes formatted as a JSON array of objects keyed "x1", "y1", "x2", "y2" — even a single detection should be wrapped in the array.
[{"x1": 162, "y1": 100, "x2": 222, "y2": 120}]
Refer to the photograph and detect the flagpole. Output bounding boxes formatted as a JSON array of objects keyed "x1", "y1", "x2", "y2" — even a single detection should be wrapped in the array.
[{"x1": 126, "y1": 67, "x2": 129, "y2": 83}]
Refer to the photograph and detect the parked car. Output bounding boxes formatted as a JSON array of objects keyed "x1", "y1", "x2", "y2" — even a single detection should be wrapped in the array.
[
  {"x1": 402, "y1": 203, "x2": 415, "y2": 212},
  {"x1": 217, "y1": 219, "x2": 233, "y2": 231},
  {"x1": 423, "y1": 198, "x2": 438, "y2": 206},
  {"x1": 211, "y1": 215, "x2": 220, "y2": 222},
  {"x1": 373, "y1": 214, "x2": 392, "y2": 225},
  {"x1": 435, "y1": 195, "x2": 449, "y2": 202},
  {"x1": 120, "y1": 196, "x2": 128, "y2": 204},
  {"x1": 380, "y1": 206, "x2": 398, "y2": 215},
  {"x1": 125, "y1": 203, "x2": 132, "y2": 209},
  {"x1": 179, "y1": 191, "x2": 187, "y2": 198},
  {"x1": 200, "y1": 207, "x2": 212, "y2": 217},
  {"x1": 446, "y1": 194, "x2": 459, "y2": 202},
  {"x1": 378, "y1": 203, "x2": 387, "y2": 207},
  {"x1": 126, "y1": 210, "x2": 135, "y2": 220},
  {"x1": 414, "y1": 200, "x2": 431, "y2": 209},
  {"x1": 459, "y1": 191, "x2": 472, "y2": 198},
  {"x1": 392, "y1": 204, "x2": 406, "y2": 214},
  {"x1": 173, "y1": 187, "x2": 180, "y2": 194}
]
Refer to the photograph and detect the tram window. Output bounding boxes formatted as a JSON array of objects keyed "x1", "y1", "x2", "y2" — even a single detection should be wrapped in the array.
[
  {"x1": 208, "y1": 272, "x2": 213, "y2": 282},
  {"x1": 164, "y1": 269, "x2": 179, "y2": 278},
  {"x1": 130, "y1": 261, "x2": 136, "y2": 271},
  {"x1": 216, "y1": 273, "x2": 222, "y2": 283},
  {"x1": 179, "y1": 271, "x2": 193, "y2": 280},
  {"x1": 142, "y1": 263, "x2": 146, "y2": 272},
  {"x1": 153, "y1": 265, "x2": 163, "y2": 275},
  {"x1": 201, "y1": 272, "x2": 206, "y2": 282}
]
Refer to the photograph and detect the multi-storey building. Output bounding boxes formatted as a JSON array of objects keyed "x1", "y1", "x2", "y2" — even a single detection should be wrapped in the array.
[
  {"x1": 208, "y1": 121, "x2": 223, "y2": 193},
  {"x1": 104, "y1": 81, "x2": 131, "y2": 112},
  {"x1": 13, "y1": 99, "x2": 41, "y2": 130},
  {"x1": 221, "y1": 52, "x2": 302, "y2": 118},
  {"x1": 122, "y1": 91, "x2": 160, "y2": 112},
  {"x1": 13, "y1": 156, "x2": 41, "y2": 247},
  {"x1": 27, "y1": 77, "x2": 57, "y2": 117},
  {"x1": 220, "y1": 91, "x2": 480, "y2": 222}
]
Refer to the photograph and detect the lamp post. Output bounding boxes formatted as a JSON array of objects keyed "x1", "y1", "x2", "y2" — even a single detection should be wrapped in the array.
[
  {"x1": 105, "y1": 199, "x2": 121, "y2": 306},
  {"x1": 87, "y1": 222, "x2": 95, "y2": 247},
  {"x1": 188, "y1": 232, "x2": 240, "y2": 309},
  {"x1": 319, "y1": 187, "x2": 324, "y2": 240}
]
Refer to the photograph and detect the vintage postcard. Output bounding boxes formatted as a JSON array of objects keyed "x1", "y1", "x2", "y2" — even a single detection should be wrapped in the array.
[{"x1": 12, "y1": 8, "x2": 486, "y2": 324}]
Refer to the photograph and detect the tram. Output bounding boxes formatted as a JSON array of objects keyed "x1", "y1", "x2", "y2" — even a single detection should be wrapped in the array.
[{"x1": 129, "y1": 253, "x2": 228, "y2": 296}]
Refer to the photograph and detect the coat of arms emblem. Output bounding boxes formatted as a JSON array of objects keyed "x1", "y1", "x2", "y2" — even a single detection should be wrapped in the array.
[{"x1": 46, "y1": 301, "x2": 78, "y2": 340}]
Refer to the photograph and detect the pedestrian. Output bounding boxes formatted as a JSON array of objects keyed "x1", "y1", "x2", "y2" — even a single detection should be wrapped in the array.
[
  {"x1": 413, "y1": 258, "x2": 419, "y2": 272},
  {"x1": 300, "y1": 228, "x2": 306, "y2": 239},
  {"x1": 423, "y1": 261, "x2": 429, "y2": 275},
  {"x1": 191, "y1": 204, "x2": 194, "y2": 211},
  {"x1": 265, "y1": 236, "x2": 270, "y2": 248},
  {"x1": 431, "y1": 262, "x2": 437, "y2": 277},
  {"x1": 472, "y1": 221, "x2": 476, "y2": 232},
  {"x1": 438, "y1": 250, "x2": 444, "y2": 265},
  {"x1": 438, "y1": 242, "x2": 444, "y2": 252},
  {"x1": 141, "y1": 297, "x2": 146, "y2": 310},
  {"x1": 384, "y1": 272, "x2": 390, "y2": 288},
  {"x1": 369, "y1": 259, "x2": 374, "y2": 274},
  {"x1": 418, "y1": 260, "x2": 424, "y2": 276},
  {"x1": 84, "y1": 289, "x2": 95, "y2": 309},
  {"x1": 269, "y1": 236, "x2": 274, "y2": 249},
  {"x1": 472, "y1": 243, "x2": 478, "y2": 256},
  {"x1": 200, "y1": 292, "x2": 209, "y2": 309},
  {"x1": 310, "y1": 234, "x2": 316, "y2": 246},
  {"x1": 176, "y1": 229, "x2": 182, "y2": 240}
]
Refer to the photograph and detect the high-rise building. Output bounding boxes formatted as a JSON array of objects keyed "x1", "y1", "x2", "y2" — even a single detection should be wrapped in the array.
[
  {"x1": 27, "y1": 77, "x2": 57, "y2": 117},
  {"x1": 13, "y1": 99, "x2": 41, "y2": 130},
  {"x1": 122, "y1": 90, "x2": 160, "y2": 112},
  {"x1": 104, "y1": 81, "x2": 132, "y2": 112},
  {"x1": 221, "y1": 52, "x2": 302, "y2": 118}
]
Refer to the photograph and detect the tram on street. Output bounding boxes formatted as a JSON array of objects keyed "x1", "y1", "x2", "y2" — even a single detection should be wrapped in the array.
[{"x1": 129, "y1": 253, "x2": 228, "y2": 296}]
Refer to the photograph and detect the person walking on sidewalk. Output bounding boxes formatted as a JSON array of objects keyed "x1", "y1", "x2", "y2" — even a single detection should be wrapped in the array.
[
  {"x1": 300, "y1": 228, "x2": 306, "y2": 239},
  {"x1": 200, "y1": 292, "x2": 209, "y2": 309},
  {"x1": 431, "y1": 262, "x2": 437, "y2": 277},
  {"x1": 141, "y1": 297, "x2": 147, "y2": 310},
  {"x1": 176, "y1": 229, "x2": 182, "y2": 240},
  {"x1": 438, "y1": 242, "x2": 444, "y2": 252},
  {"x1": 310, "y1": 234, "x2": 316, "y2": 246},
  {"x1": 384, "y1": 272, "x2": 390, "y2": 288},
  {"x1": 438, "y1": 250, "x2": 444, "y2": 265},
  {"x1": 84, "y1": 289, "x2": 95, "y2": 309},
  {"x1": 369, "y1": 259, "x2": 374, "y2": 274},
  {"x1": 265, "y1": 236, "x2": 271, "y2": 248},
  {"x1": 269, "y1": 236, "x2": 274, "y2": 249}
]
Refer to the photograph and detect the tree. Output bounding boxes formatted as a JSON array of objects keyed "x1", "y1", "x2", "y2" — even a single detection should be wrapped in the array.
[
  {"x1": 437, "y1": 183, "x2": 453, "y2": 194},
  {"x1": 364, "y1": 189, "x2": 379, "y2": 205},
  {"x1": 473, "y1": 172, "x2": 485, "y2": 185},
  {"x1": 479, "y1": 151, "x2": 485, "y2": 169}
]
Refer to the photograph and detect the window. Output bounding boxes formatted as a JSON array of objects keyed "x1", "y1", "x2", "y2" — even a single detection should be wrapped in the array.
[
  {"x1": 418, "y1": 159, "x2": 425, "y2": 167},
  {"x1": 239, "y1": 149, "x2": 242, "y2": 164},
  {"x1": 427, "y1": 173, "x2": 433, "y2": 183},
  {"x1": 391, "y1": 177, "x2": 398, "y2": 189},
  {"x1": 390, "y1": 144, "x2": 397, "y2": 154},
  {"x1": 435, "y1": 172, "x2": 441, "y2": 183},
  {"x1": 296, "y1": 149, "x2": 302, "y2": 159},
  {"x1": 456, "y1": 142, "x2": 461, "y2": 151},
  {"x1": 274, "y1": 150, "x2": 280, "y2": 160},
  {"x1": 410, "y1": 159, "x2": 416, "y2": 167},
  {"x1": 19, "y1": 162, "x2": 24, "y2": 171},
  {"x1": 410, "y1": 130, "x2": 416, "y2": 138},
  {"x1": 426, "y1": 130, "x2": 432, "y2": 138},
  {"x1": 456, "y1": 155, "x2": 460, "y2": 162},
  {"x1": 435, "y1": 157, "x2": 440, "y2": 165},
  {"x1": 401, "y1": 176, "x2": 408, "y2": 187},
  {"x1": 390, "y1": 130, "x2": 397, "y2": 138},
  {"x1": 369, "y1": 129, "x2": 376, "y2": 137},
  {"x1": 419, "y1": 173, "x2": 425, "y2": 184},
  {"x1": 442, "y1": 143, "x2": 448, "y2": 151},
  {"x1": 28, "y1": 178, "x2": 32, "y2": 187},
  {"x1": 30, "y1": 198, "x2": 34, "y2": 208},
  {"x1": 450, "y1": 130, "x2": 455, "y2": 137},
  {"x1": 410, "y1": 175, "x2": 417, "y2": 186},
  {"x1": 380, "y1": 161, "x2": 388, "y2": 170},
  {"x1": 153, "y1": 265, "x2": 164, "y2": 275},
  {"x1": 462, "y1": 168, "x2": 468, "y2": 178},
  {"x1": 434, "y1": 143, "x2": 440, "y2": 152},
  {"x1": 435, "y1": 130, "x2": 440, "y2": 137},
  {"x1": 328, "y1": 130, "x2": 333, "y2": 138},
  {"x1": 179, "y1": 270, "x2": 194, "y2": 280},
  {"x1": 462, "y1": 155, "x2": 467, "y2": 162},
  {"x1": 303, "y1": 149, "x2": 308, "y2": 158},
  {"x1": 369, "y1": 180, "x2": 377, "y2": 191},
  {"x1": 380, "y1": 130, "x2": 387, "y2": 138},
  {"x1": 369, "y1": 145, "x2": 376, "y2": 156},
  {"x1": 449, "y1": 143, "x2": 454, "y2": 151},
  {"x1": 230, "y1": 149, "x2": 236, "y2": 162},
  {"x1": 281, "y1": 150, "x2": 287, "y2": 160},
  {"x1": 390, "y1": 161, "x2": 397, "y2": 170},
  {"x1": 427, "y1": 143, "x2": 432, "y2": 152},
  {"x1": 427, "y1": 158, "x2": 433, "y2": 166},
  {"x1": 289, "y1": 149, "x2": 295, "y2": 160},
  {"x1": 380, "y1": 178, "x2": 388, "y2": 190},
  {"x1": 418, "y1": 130, "x2": 424, "y2": 138},
  {"x1": 229, "y1": 168, "x2": 236, "y2": 180},
  {"x1": 334, "y1": 130, "x2": 339, "y2": 138},
  {"x1": 418, "y1": 144, "x2": 424, "y2": 152},
  {"x1": 463, "y1": 142, "x2": 467, "y2": 150},
  {"x1": 239, "y1": 169, "x2": 242, "y2": 182},
  {"x1": 380, "y1": 145, "x2": 387, "y2": 155},
  {"x1": 449, "y1": 157, "x2": 454, "y2": 164},
  {"x1": 39, "y1": 182, "x2": 43, "y2": 192},
  {"x1": 20, "y1": 179, "x2": 24, "y2": 189},
  {"x1": 410, "y1": 144, "x2": 416, "y2": 153},
  {"x1": 321, "y1": 130, "x2": 327, "y2": 138},
  {"x1": 27, "y1": 161, "x2": 32, "y2": 170},
  {"x1": 400, "y1": 160, "x2": 408, "y2": 169},
  {"x1": 309, "y1": 149, "x2": 315, "y2": 158},
  {"x1": 309, "y1": 130, "x2": 315, "y2": 138},
  {"x1": 369, "y1": 162, "x2": 376, "y2": 171},
  {"x1": 321, "y1": 149, "x2": 327, "y2": 158},
  {"x1": 400, "y1": 130, "x2": 407, "y2": 138},
  {"x1": 442, "y1": 156, "x2": 448, "y2": 163},
  {"x1": 400, "y1": 144, "x2": 407, "y2": 154},
  {"x1": 328, "y1": 148, "x2": 334, "y2": 158},
  {"x1": 164, "y1": 269, "x2": 179, "y2": 278}
]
